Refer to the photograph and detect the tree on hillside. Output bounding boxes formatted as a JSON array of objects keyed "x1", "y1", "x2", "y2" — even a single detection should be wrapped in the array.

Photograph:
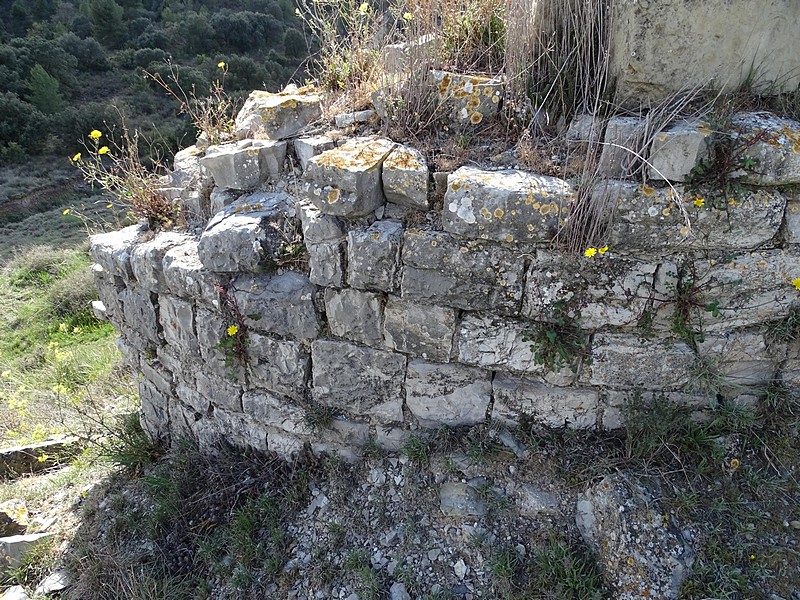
[
  {"x1": 89, "y1": 0, "x2": 127, "y2": 48},
  {"x1": 27, "y1": 63, "x2": 65, "y2": 114}
]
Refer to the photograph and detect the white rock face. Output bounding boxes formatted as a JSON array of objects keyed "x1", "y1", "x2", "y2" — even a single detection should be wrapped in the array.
[
  {"x1": 234, "y1": 88, "x2": 322, "y2": 140},
  {"x1": 648, "y1": 119, "x2": 711, "y2": 182},
  {"x1": 200, "y1": 139, "x2": 286, "y2": 190}
]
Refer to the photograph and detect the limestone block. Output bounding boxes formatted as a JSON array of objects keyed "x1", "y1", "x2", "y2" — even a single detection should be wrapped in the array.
[
  {"x1": 162, "y1": 241, "x2": 219, "y2": 307},
  {"x1": 242, "y1": 390, "x2": 312, "y2": 435},
  {"x1": 697, "y1": 333, "x2": 778, "y2": 390},
  {"x1": 597, "y1": 116, "x2": 644, "y2": 178},
  {"x1": 140, "y1": 359, "x2": 173, "y2": 397},
  {"x1": 732, "y1": 112, "x2": 800, "y2": 185},
  {"x1": 431, "y1": 70, "x2": 503, "y2": 127},
  {"x1": 158, "y1": 295, "x2": 198, "y2": 356},
  {"x1": 648, "y1": 119, "x2": 711, "y2": 182},
  {"x1": 610, "y1": 0, "x2": 800, "y2": 100},
  {"x1": 347, "y1": 221, "x2": 403, "y2": 292},
  {"x1": 195, "y1": 307, "x2": 246, "y2": 383},
  {"x1": 233, "y1": 272, "x2": 320, "y2": 340},
  {"x1": 297, "y1": 200, "x2": 344, "y2": 243},
  {"x1": 522, "y1": 250, "x2": 676, "y2": 330},
  {"x1": 0, "y1": 534, "x2": 53, "y2": 572},
  {"x1": 268, "y1": 430, "x2": 306, "y2": 457},
  {"x1": 325, "y1": 288, "x2": 384, "y2": 347},
  {"x1": 91, "y1": 264, "x2": 123, "y2": 322},
  {"x1": 595, "y1": 180, "x2": 785, "y2": 251},
  {"x1": 139, "y1": 378, "x2": 171, "y2": 443},
  {"x1": 0, "y1": 438, "x2": 82, "y2": 479},
  {"x1": 576, "y1": 475, "x2": 693, "y2": 599},
  {"x1": 198, "y1": 192, "x2": 295, "y2": 273},
  {"x1": 294, "y1": 136, "x2": 334, "y2": 171},
  {"x1": 334, "y1": 109, "x2": 376, "y2": 128},
  {"x1": 566, "y1": 114, "x2": 603, "y2": 148},
  {"x1": 130, "y1": 232, "x2": 191, "y2": 292},
  {"x1": 312, "y1": 419, "x2": 371, "y2": 463},
  {"x1": 200, "y1": 139, "x2": 287, "y2": 190},
  {"x1": 119, "y1": 287, "x2": 160, "y2": 345},
  {"x1": 234, "y1": 88, "x2": 322, "y2": 140},
  {"x1": 196, "y1": 371, "x2": 243, "y2": 413},
  {"x1": 401, "y1": 230, "x2": 525, "y2": 315},
  {"x1": 587, "y1": 334, "x2": 695, "y2": 390},
  {"x1": 375, "y1": 427, "x2": 410, "y2": 451},
  {"x1": 209, "y1": 188, "x2": 238, "y2": 214},
  {"x1": 383, "y1": 144, "x2": 429, "y2": 210},
  {"x1": 169, "y1": 144, "x2": 212, "y2": 199},
  {"x1": 443, "y1": 167, "x2": 574, "y2": 244},
  {"x1": 214, "y1": 408, "x2": 268, "y2": 453},
  {"x1": 303, "y1": 136, "x2": 395, "y2": 217},
  {"x1": 311, "y1": 340, "x2": 406, "y2": 422},
  {"x1": 439, "y1": 482, "x2": 488, "y2": 517},
  {"x1": 492, "y1": 374, "x2": 599, "y2": 429},
  {"x1": 455, "y1": 313, "x2": 576, "y2": 385},
  {"x1": 383, "y1": 297, "x2": 455, "y2": 362},
  {"x1": 247, "y1": 332, "x2": 309, "y2": 400},
  {"x1": 176, "y1": 381, "x2": 209, "y2": 414},
  {"x1": 307, "y1": 241, "x2": 345, "y2": 287},
  {"x1": 405, "y1": 359, "x2": 491, "y2": 427},
  {"x1": 91, "y1": 300, "x2": 107, "y2": 321},
  {"x1": 380, "y1": 34, "x2": 437, "y2": 75},
  {"x1": 784, "y1": 196, "x2": 800, "y2": 244},
  {"x1": 89, "y1": 224, "x2": 144, "y2": 282},
  {"x1": 602, "y1": 390, "x2": 715, "y2": 430}
]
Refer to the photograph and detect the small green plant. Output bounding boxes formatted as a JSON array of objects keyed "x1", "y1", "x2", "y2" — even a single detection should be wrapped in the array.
[
  {"x1": 487, "y1": 544, "x2": 522, "y2": 582},
  {"x1": 524, "y1": 300, "x2": 589, "y2": 373},
  {"x1": 401, "y1": 434, "x2": 432, "y2": 467},
  {"x1": 764, "y1": 304, "x2": 800, "y2": 344},
  {"x1": 529, "y1": 535, "x2": 605, "y2": 600},
  {"x1": 214, "y1": 281, "x2": 249, "y2": 371},
  {"x1": 658, "y1": 262, "x2": 722, "y2": 350}
]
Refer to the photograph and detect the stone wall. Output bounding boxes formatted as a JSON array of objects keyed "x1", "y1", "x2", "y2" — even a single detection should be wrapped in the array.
[{"x1": 89, "y1": 87, "x2": 800, "y2": 461}]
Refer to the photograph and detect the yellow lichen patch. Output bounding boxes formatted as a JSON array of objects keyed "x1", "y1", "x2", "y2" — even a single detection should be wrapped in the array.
[
  {"x1": 326, "y1": 188, "x2": 341, "y2": 203},
  {"x1": 438, "y1": 75, "x2": 451, "y2": 93},
  {"x1": 662, "y1": 207, "x2": 671, "y2": 216},
  {"x1": 450, "y1": 181, "x2": 462, "y2": 191},
  {"x1": 480, "y1": 207, "x2": 492, "y2": 220},
  {"x1": 656, "y1": 133, "x2": 668, "y2": 142},
  {"x1": 532, "y1": 201, "x2": 542, "y2": 210},
  {"x1": 504, "y1": 234, "x2": 514, "y2": 243},
  {"x1": 483, "y1": 87, "x2": 493, "y2": 97},
  {"x1": 494, "y1": 208, "x2": 504, "y2": 218},
  {"x1": 561, "y1": 205, "x2": 570, "y2": 216},
  {"x1": 369, "y1": 232, "x2": 381, "y2": 239},
  {"x1": 679, "y1": 225, "x2": 690, "y2": 236},
  {"x1": 453, "y1": 88, "x2": 468, "y2": 99},
  {"x1": 431, "y1": 240, "x2": 438, "y2": 247},
  {"x1": 697, "y1": 122, "x2": 713, "y2": 137},
  {"x1": 466, "y1": 96, "x2": 481, "y2": 111},
  {"x1": 640, "y1": 184, "x2": 656, "y2": 197},
  {"x1": 791, "y1": 205, "x2": 799, "y2": 214},
  {"x1": 527, "y1": 224, "x2": 534, "y2": 232},
  {"x1": 491, "y1": 94, "x2": 500, "y2": 104},
  {"x1": 470, "y1": 112, "x2": 484, "y2": 125},
  {"x1": 385, "y1": 149, "x2": 421, "y2": 170}
]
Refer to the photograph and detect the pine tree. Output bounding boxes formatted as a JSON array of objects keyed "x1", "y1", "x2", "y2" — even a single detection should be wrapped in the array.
[
  {"x1": 27, "y1": 64, "x2": 65, "y2": 115},
  {"x1": 88, "y1": 0, "x2": 127, "y2": 49}
]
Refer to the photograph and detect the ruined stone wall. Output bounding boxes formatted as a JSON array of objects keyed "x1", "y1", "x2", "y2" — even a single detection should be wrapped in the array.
[{"x1": 89, "y1": 85, "x2": 800, "y2": 461}]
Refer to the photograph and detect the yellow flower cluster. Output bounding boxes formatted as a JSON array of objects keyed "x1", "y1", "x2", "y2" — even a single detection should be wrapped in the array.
[
  {"x1": 584, "y1": 246, "x2": 609, "y2": 258},
  {"x1": 89, "y1": 129, "x2": 102, "y2": 139},
  {"x1": 693, "y1": 196, "x2": 705, "y2": 208},
  {"x1": 792, "y1": 278, "x2": 800, "y2": 291},
  {"x1": 217, "y1": 61, "x2": 226, "y2": 69},
  {"x1": 227, "y1": 325, "x2": 239, "y2": 336}
]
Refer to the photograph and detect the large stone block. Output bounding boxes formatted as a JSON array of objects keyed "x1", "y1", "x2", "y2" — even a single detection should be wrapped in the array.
[
  {"x1": 697, "y1": 333, "x2": 779, "y2": 390},
  {"x1": 242, "y1": 390, "x2": 312, "y2": 436},
  {"x1": 383, "y1": 144, "x2": 429, "y2": 210},
  {"x1": 139, "y1": 378, "x2": 171, "y2": 443},
  {"x1": 297, "y1": 201, "x2": 343, "y2": 243},
  {"x1": 325, "y1": 288, "x2": 384, "y2": 347},
  {"x1": 492, "y1": 375, "x2": 599, "y2": 429},
  {"x1": 247, "y1": 332, "x2": 309, "y2": 400},
  {"x1": 443, "y1": 167, "x2": 574, "y2": 243},
  {"x1": 522, "y1": 250, "x2": 676, "y2": 330},
  {"x1": 733, "y1": 112, "x2": 800, "y2": 186},
  {"x1": 235, "y1": 88, "x2": 322, "y2": 140},
  {"x1": 195, "y1": 307, "x2": 244, "y2": 383},
  {"x1": 594, "y1": 180, "x2": 785, "y2": 251},
  {"x1": 597, "y1": 116, "x2": 644, "y2": 178},
  {"x1": 602, "y1": 390, "x2": 715, "y2": 430},
  {"x1": 311, "y1": 340, "x2": 406, "y2": 422},
  {"x1": 162, "y1": 241, "x2": 219, "y2": 307},
  {"x1": 198, "y1": 192, "x2": 295, "y2": 273},
  {"x1": 648, "y1": 119, "x2": 710, "y2": 182},
  {"x1": 130, "y1": 232, "x2": 191, "y2": 292},
  {"x1": 611, "y1": 0, "x2": 800, "y2": 100},
  {"x1": 303, "y1": 136, "x2": 395, "y2": 217},
  {"x1": 210, "y1": 408, "x2": 268, "y2": 453},
  {"x1": 383, "y1": 297, "x2": 456, "y2": 362},
  {"x1": 307, "y1": 241, "x2": 345, "y2": 287},
  {"x1": 89, "y1": 224, "x2": 144, "y2": 282},
  {"x1": 347, "y1": 221, "x2": 403, "y2": 292},
  {"x1": 158, "y1": 295, "x2": 198, "y2": 356},
  {"x1": 200, "y1": 139, "x2": 286, "y2": 190},
  {"x1": 401, "y1": 230, "x2": 525, "y2": 315},
  {"x1": 405, "y1": 360, "x2": 491, "y2": 427},
  {"x1": 294, "y1": 135, "x2": 334, "y2": 171},
  {"x1": 455, "y1": 313, "x2": 575, "y2": 385},
  {"x1": 196, "y1": 371, "x2": 243, "y2": 413},
  {"x1": 120, "y1": 287, "x2": 161, "y2": 345},
  {"x1": 91, "y1": 264, "x2": 123, "y2": 323},
  {"x1": 233, "y1": 272, "x2": 320, "y2": 340},
  {"x1": 587, "y1": 334, "x2": 695, "y2": 390},
  {"x1": 431, "y1": 70, "x2": 503, "y2": 128}
]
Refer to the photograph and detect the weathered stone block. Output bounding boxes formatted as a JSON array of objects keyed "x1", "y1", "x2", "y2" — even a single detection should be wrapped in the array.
[
  {"x1": 587, "y1": 334, "x2": 695, "y2": 390},
  {"x1": 566, "y1": 114, "x2": 603, "y2": 148},
  {"x1": 176, "y1": 381, "x2": 209, "y2": 414},
  {"x1": 443, "y1": 167, "x2": 574, "y2": 243},
  {"x1": 303, "y1": 136, "x2": 395, "y2": 217},
  {"x1": 492, "y1": 374, "x2": 599, "y2": 429},
  {"x1": 347, "y1": 221, "x2": 403, "y2": 292},
  {"x1": 325, "y1": 288, "x2": 384, "y2": 347},
  {"x1": 439, "y1": 482, "x2": 488, "y2": 517},
  {"x1": 697, "y1": 333, "x2": 778, "y2": 390},
  {"x1": 455, "y1": 313, "x2": 576, "y2": 385},
  {"x1": 733, "y1": 112, "x2": 800, "y2": 186},
  {"x1": 297, "y1": 200, "x2": 344, "y2": 243},
  {"x1": 247, "y1": 332, "x2": 309, "y2": 400},
  {"x1": 195, "y1": 307, "x2": 243, "y2": 383},
  {"x1": 602, "y1": 390, "x2": 717, "y2": 430},
  {"x1": 785, "y1": 196, "x2": 800, "y2": 244},
  {"x1": 198, "y1": 192, "x2": 295, "y2": 273},
  {"x1": 242, "y1": 390, "x2": 312, "y2": 435},
  {"x1": 201, "y1": 139, "x2": 287, "y2": 190},
  {"x1": 119, "y1": 287, "x2": 160, "y2": 345},
  {"x1": 311, "y1": 340, "x2": 406, "y2": 422},
  {"x1": 431, "y1": 70, "x2": 503, "y2": 127},
  {"x1": 130, "y1": 232, "x2": 191, "y2": 292},
  {"x1": 294, "y1": 135, "x2": 334, "y2": 171},
  {"x1": 648, "y1": 119, "x2": 711, "y2": 182},
  {"x1": 597, "y1": 116, "x2": 643, "y2": 178},
  {"x1": 139, "y1": 378, "x2": 171, "y2": 443},
  {"x1": 196, "y1": 371, "x2": 243, "y2": 413},
  {"x1": 307, "y1": 241, "x2": 345, "y2": 287},
  {"x1": 594, "y1": 180, "x2": 785, "y2": 250},
  {"x1": 383, "y1": 144, "x2": 429, "y2": 210},
  {"x1": 209, "y1": 188, "x2": 238, "y2": 214},
  {"x1": 234, "y1": 88, "x2": 322, "y2": 140},
  {"x1": 214, "y1": 408, "x2": 268, "y2": 453},
  {"x1": 91, "y1": 264, "x2": 123, "y2": 323},
  {"x1": 405, "y1": 360, "x2": 491, "y2": 427},
  {"x1": 158, "y1": 295, "x2": 198, "y2": 356},
  {"x1": 89, "y1": 224, "x2": 144, "y2": 282},
  {"x1": 162, "y1": 241, "x2": 219, "y2": 307},
  {"x1": 334, "y1": 109, "x2": 376, "y2": 128},
  {"x1": 383, "y1": 297, "x2": 455, "y2": 362},
  {"x1": 140, "y1": 359, "x2": 173, "y2": 397},
  {"x1": 401, "y1": 230, "x2": 525, "y2": 315},
  {"x1": 233, "y1": 272, "x2": 320, "y2": 340}
]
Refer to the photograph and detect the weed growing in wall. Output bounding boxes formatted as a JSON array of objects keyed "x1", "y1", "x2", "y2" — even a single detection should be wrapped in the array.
[
  {"x1": 214, "y1": 281, "x2": 249, "y2": 373},
  {"x1": 523, "y1": 300, "x2": 589, "y2": 373}
]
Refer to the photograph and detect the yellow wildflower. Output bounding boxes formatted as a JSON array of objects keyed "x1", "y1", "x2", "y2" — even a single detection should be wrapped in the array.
[
  {"x1": 750, "y1": 554, "x2": 756, "y2": 560},
  {"x1": 584, "y1": 247, "x2": 598, "y2": 258},
  {"x1": 217, "y1": 61, "x2": 226, "y2": 68},
  {"x1": 1, "y1": 371, "x2": 11, "y2": 378},
  {"x1": 598, "y1": 246, "x2": 609, "y2": 255},
  {"x1": 403, "y1": 12, "x2": 412, "y2": 20},
  {"x1": 358, "y1": 2, "x2": 368, "y2": 12},
  {"x1": 71, "y1": 153, "x2": 81, "y2": 162},
  {"x1": 89, "y1": 130, "x2": 102, "y2": 139},
  {"x1": 792, "y1": 278, "x2": 800, "y2": 290},
  {"x1": 693, "y1": 197, "x2": 705, "y2": 208},
  {"x1": 227, "y1": 325, "x2": 239, "y2": 336},
  {"x1": 98, "y1": 146, "x2": 110, "y2": 155},
  {"x1": 729, "y1": 457, "x2": 741, "y2": 471},
  {"x1": 62, "y1": 208, "x2": 70, "y2": 215},
  {"x1": 106, "y1": 203, "x2": 113, "y2": 209}
]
